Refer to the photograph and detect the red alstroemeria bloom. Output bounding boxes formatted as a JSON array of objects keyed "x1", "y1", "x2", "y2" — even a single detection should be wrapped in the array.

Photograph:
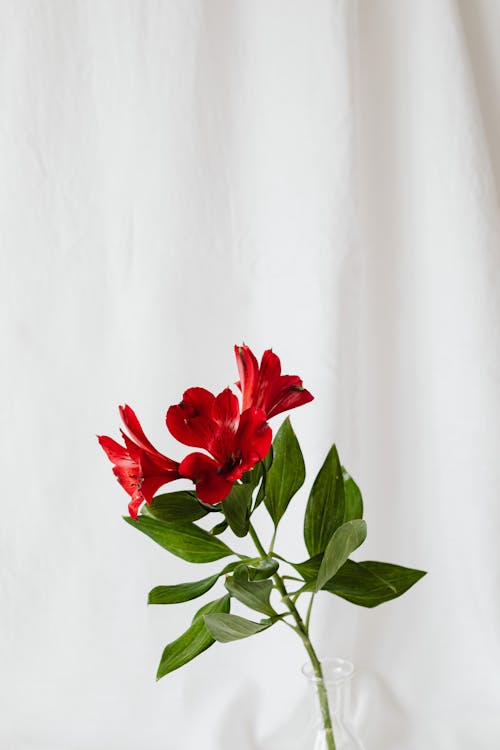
[
  {"x1": 234, "y1": 344, "x2": 314, "y2": 419},
  {"x1": 98, "y1": 405, "x2": 180, "y2": 519},
  {"x1": 166, "y1": 387, "x2": 271, "y2": 505}
]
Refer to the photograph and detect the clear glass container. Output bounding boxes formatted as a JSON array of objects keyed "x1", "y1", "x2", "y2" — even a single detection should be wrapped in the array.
[{"x1": 302, "y1": 657, "x2": 365, "y2": 750}]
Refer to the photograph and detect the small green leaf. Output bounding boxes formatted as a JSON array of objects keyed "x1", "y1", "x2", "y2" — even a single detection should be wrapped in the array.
[
  {"x1": 156, "y1": 595, "x2": 230, "y2": 679},
  {"x1": 149, "y1": 575, "x2": 219, "y2": 605},
  {"x1": 265, "y1": 419, "x2": 305, "y2": 526},
  {"x1": 124, "y1": 516, "x2": 234, "y2": 563},
  {"x1": 210, "y1": 520, "x2": 228, "y2": 536},
  {"x1": 241, "y1": 462, "x2": 263, "y2": 487},
  {"x1": 316, "y1": 519, "x2": 367, "y2": 591},
  {"x1": 148, "y1": 562, "x2": 238, "y2": 605},
  {"x1": 253, "y1": 448, "x2": 273, "y2": 510},
  {"x1": 142, "y1": 491, "x2": 209, "y2": 523},
  {"x1": 322, "y1": 560, "x2": 427, "y2": 607},
  {"x1": 222, "y1": 483, "x2": 253, "y2": 537},
  {"x1": 342, "y1": 468, "x2": 363, "y2": 522},
  {"x1": 247, "y1": 557, "x2": 279, "y2": 580},
  {"x1": 204, "y1": 613, "x2": 273, "y2": 643},
  {"x1": 225, "y1": 566, "x2": 276, "y2": 616},
  {"x1": 304, "y1": 445, "x2": 345, "y2": 557}
]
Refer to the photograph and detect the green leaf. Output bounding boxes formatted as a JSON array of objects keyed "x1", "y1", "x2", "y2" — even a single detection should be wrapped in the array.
[
  {"x1": 247, "y1": 557, "x2": 279, "y2": 580},
  {"x1": 148, "y1": 562, "x2": 238, "y2": 605},
  {"x1": 304, "y1": 445, "x2": 345, "y2": 557},
  {"x1": 241, "y1": 461, "x2": 263, "y2": 487},
  {"x1": 342, "y1": 468, "x2": 363, "y2": 522},
  {"x1": 124, "y1": 516, "x2": 234, "y2": 563},
  {"x1": 225, "y1": 566, "x2": 276, "y2": 616},
  {"x1": 292, "y1": 554, "x2": 323, "y2": 583},
  {"x1": 265, "y1": 419, "x2": 305, "y2": 526},
  {"x1": 322, "y1": 560, "x2": 427, "y2": 607},
  {"x1": 210, "y1": 520, "x2": 228, "y2": 535},
  {"x1": 222, "y1": 483, "x2": 253, "y2": 537},
  {"x1": 149, "y1": 575, "x2": 219, "y2": 605},
  {"x1": 142, "y1": 491, "x2": 208, "y2": 523},
  {"x1": 253, "y1": 447, "x2": 273, "y2": 510},
  {"x1": 263, "y1": 446, "x2": 273, "y2": 470},
  {"x1": 316, "y1": 519, "x2": 367, "y2": 591},
  {"x1": 156, "y1": 595, "x2": 230, "y2": 679},
  {"x1": 204, "y1": 613, "x2": 273, "y2": 643}
]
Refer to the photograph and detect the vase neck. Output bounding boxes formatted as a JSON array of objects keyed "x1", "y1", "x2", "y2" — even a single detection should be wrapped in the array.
[
  {"x1": 303, "y1": 658, "x2": 354, "y2": 728},
  {"x1": 302, "y1": 658, "x2": 365, "y2": 750}
]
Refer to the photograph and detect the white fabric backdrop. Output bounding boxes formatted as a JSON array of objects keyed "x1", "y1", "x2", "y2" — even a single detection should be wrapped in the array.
[{"x1": 2, "y1": 1, "x2": 500, "y2": 748}]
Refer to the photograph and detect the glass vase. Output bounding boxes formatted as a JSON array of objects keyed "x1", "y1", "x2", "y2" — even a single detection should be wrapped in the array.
[{"x1": 302, "y1": 657, "x2": 365, "y2": 750}]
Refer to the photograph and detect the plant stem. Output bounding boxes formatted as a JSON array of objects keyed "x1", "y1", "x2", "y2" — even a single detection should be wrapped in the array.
[
  {"x1": 305, "y1": 592, "x2": 315, "y2": 632},
  {"x1": 248, "y1": 523, "x2": 267, "y2": 558},
  {"x1": 248, "y1": 523, "x2": 336, "y2": 750},
  {"x1": 268, "y1": 526, "x2": 277, "y2": 555}
]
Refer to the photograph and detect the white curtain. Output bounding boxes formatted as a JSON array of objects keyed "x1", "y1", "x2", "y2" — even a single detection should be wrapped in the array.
[{"x1": 2, "y1": 1, "x2": 499, "y2": 748}]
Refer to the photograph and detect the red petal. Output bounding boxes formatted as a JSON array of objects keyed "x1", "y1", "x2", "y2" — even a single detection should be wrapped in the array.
[
  {"x1": 166, "y1": 387, "x2": 215, "y2": 450},
  {"x1": 236, "y1": 407, "x2": 272, "y2": 469},
  {"x1": 121, "y1": 431, "x2": 142, "y2": 463},
  {"x1": 140, "y1": 448, "x2": 180, "y2": 479},
  {"x1": 254, "y1": 349, "x2": 282, "y2": 411},
  {"x1": 112, "y1": 463, "x2": 141, "y2": 495},
  {"x1": 234, "y1": 344, "x2": 259, "y2": 411},
  {"x1": 207, "y1": 388, "x2": 241, "y2": 462},
  {"x1": 119, "y1": 405, "x2": 159, "y2": 454},
  {"x1": 212, "y1": 388, "x2": 240, "y2": 431},
  {"x1": 118, "y1": 404, "x2": 181, "y2": 471},
  {"x1": 98, "y1": 435, "x2": 130, "y2": 465},
  {"x1": 141, "y1": 473, "x2": 179, "y2": 503},
  {"x1": 128, "y1": 490, "x2": 144, "y2": 520},
  {"x1": 259, "y1": 349, "x2": 282, "y2": 385},
  {"x1": 266, "y1": 382, "x2": 314, "y2": 419},
  {"x1": 179, "y1": 452, "x2": 233, "y2": 505}
]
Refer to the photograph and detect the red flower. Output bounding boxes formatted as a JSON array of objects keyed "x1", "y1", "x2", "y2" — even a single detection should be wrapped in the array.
[
  {"x1": 167, "y1": 387, "x2": 271, "y2": 504},
  {"x1": 98, "y1": 405, "x2": 180, "y2": 519},
  {"x1": 234, "y1": 344, "x2": 314, "y2": 419}
]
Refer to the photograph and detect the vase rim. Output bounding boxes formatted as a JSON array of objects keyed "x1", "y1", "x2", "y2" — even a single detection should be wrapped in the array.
[{"x1": 301, "y1": 656, "x2": 354, "y2": 684}]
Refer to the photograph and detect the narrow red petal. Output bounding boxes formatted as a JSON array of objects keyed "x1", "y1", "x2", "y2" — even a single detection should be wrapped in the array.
[
  {"x1": 261, "y1": 375, "x2": 301, "y2": 414},
  {"x1": 119, "y1": 405, "x2": 158, "y2": 454},
  {"x1": 128, "y1": 490, "x2": 144, "y2": 520},
  {"x1": 266, "y1": 385, "x2": 314, "y2": 419},
  {"x1": 121, "y1": 431, "x2": 142, "y2": 463},
  {"x1": 98, "y1": 435, "x2": 130, "y2": 465},
  {"x1": 234, "y1": 344, "x2": 259, "y2": 411},
  {"x1": 140, "y1": 449, "x2": 180, "y2": 478},
  {"x1": 259, "y1": 349, "x2": 282, "y2": 384}
]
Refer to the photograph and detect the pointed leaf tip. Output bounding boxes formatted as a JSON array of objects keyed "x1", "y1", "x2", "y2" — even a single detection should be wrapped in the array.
[
  {"x1": 316, "y1": 519, "x2": 367, "y2": 591},
  {"x1": 204, "y1": 613, "x2": 273, "y2": 643}
]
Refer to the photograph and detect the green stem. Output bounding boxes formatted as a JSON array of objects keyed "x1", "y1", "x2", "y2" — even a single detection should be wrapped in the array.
[
  {"x1": 248, "y1": 523, "x2": 336, "y2": 750},
  {"x1": 248, "y1": 523, "x2": 267, "y2": 558},
  {"x1": 305, "y1": 592, "x2": 315, "y2": 632},
  {"x1": 268, "y1": 526, "x2": 277, "y2": 555}
]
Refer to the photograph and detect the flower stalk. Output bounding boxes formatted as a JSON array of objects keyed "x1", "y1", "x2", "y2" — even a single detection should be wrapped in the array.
[{"x1": 249, "y1": 523, "x2": 336, "y2": 750}]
